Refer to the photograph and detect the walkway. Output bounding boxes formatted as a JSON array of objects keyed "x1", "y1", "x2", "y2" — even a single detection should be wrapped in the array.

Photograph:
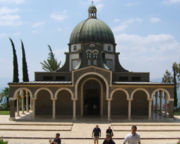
[{"x1": 0, "y1": 115, "x2": 180, "y2": 144}]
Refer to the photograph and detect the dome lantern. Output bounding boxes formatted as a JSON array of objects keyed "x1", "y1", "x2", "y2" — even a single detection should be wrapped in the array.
[{"x1": 88, "y1": 1, "x2": 97, "y2": 19}]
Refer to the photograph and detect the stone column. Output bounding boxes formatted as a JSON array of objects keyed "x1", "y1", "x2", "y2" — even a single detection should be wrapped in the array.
[
  {"x1": 128, "y1": 100, "x2": 131, "y2": 120},
  {"x1": 159, "y1": 91, "x2": 163, "y2": 115},
  {"x1": 32, "y1": 99, "x2": 36, "y2": 119},
  {"x1": 21, "y1": 90, "x2": 25, "y2": 114},
  {"x1": 148, "y1": 100, "x2": 152, "y2": 119},
  {"x1": 73, "y1": 100, "x2": 76, "y2": 121},
  {"x1": 9, "y1": 99, "x2": 15, "y2": 121},
  {"x1": 155, "y1": 92, "x2": 158, "y2": 112},
  {"x1": 164, "y1": 93, "x2": 168, "y2": 116},
  {"x1": 107, "y1": 100, "x2": 111, "y2": 121},
  {"x1": 16, "y1": 93, "x2": 20, "y2": 117},
  {"x1": 26, "y1": 91, "x2": 29, "y2": 112},
  {"x1": 30, "y1": 98, "x2": 33, "y2": 111},
  {"x1": 168, "y1": 101, "x2": 174, "y2": 118},
  {"x1": 52, "y1": 99, "x2": 56, "y2": 119}
]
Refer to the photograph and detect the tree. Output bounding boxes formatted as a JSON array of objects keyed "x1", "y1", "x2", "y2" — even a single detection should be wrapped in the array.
[
  {"x1": 162, "y1": 70, "x2": 173, "y2": 84},
  {"x1": 172, "y1": 62, "x2": 180, "y2": 108},
  {"x1": 0, "y1": 87, "x2": 9, "y2": 110},
  {"x1": 9, "y1": 38, "x2": 19, "y2": 82},
  {"x1": 21, "y1": 40, "x2": 29, "y2": 82},
  {"x1": 40, "y1": 45, "x2": 61, "y2": 72},
  {"x1": 162, "y1": 62, "x2": 180, "y2": 109}
]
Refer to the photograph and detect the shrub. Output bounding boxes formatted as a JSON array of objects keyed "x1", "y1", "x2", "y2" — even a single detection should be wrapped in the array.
[{"x1": 0, "y1": 139, "x2": 8, "y2": 144}]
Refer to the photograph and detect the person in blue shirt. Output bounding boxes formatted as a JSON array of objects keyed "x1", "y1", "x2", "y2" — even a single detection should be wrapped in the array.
[
  {"x1": 92, "y1": 125, "x2": 101, "y2": 144},
  {"x1": 49, "y1": 133, "x2": 61, "y2": 144}
]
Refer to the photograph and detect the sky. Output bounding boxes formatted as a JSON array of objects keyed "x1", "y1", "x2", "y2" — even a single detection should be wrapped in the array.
[{"x1": 0, "y1": 0, "x2": 180, "y2": 88}]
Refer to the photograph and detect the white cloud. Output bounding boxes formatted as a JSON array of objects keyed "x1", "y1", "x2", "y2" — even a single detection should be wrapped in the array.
[
  {"x1": 88, "y1": 0, "x2": 103, "y2": 3},
  {"x1": 57, "y1": 28, "x2": 62, "y2": 31},
  {"x1": 164, "y1": 0, "x2": 180, "y2": 4},
  {"x1": 150, "y1": 17, "x2": 161, "y2": 23},
  {"x1": 81, "y1": 0, "x2": 104, "y2": 10},
  {"x1": 0, "y1": 33, "x2": 8, "y2": 38},
  {"x1": 96, "y1": 3, "x2": 104, "y2": 10},
  {"x1": 0, "y1": 0, "x2": 25, "y2": 4},
  {"x1": 114, "y1": 18, "x2": 120, "y2": 23},
  {"x1": 14, "y1": 32, "x2": 20, "y2": 36},
  {"x1": 0, "y1": 7, "x2": 22, "y2": 26},
  {"x1": 115, "y1": 33, "x2": 180, "y2": 79},
  {"x1": 113, "y1": 18, "x2": 143, "y2": 32},
  {"x1": 0, "y1": 7, "x2": 19, "y2": 15},
  {"x1": 50, "y1": 11, "x2": 67, "y2": 22},
  {"x1": 125, "y1": 2, "x2": 138, "y2": 7},
  {"x1": 32, "y1": 21, "x2": 45, "y2": 28}
]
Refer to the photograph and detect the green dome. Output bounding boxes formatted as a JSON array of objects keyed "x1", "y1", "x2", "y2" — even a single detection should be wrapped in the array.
[
  {"x1": 69, "y1": 18, "x2": 115, "y2": 44},
  {"x1": 88, "y1": 5, "x2": 97, "y2": 11}
]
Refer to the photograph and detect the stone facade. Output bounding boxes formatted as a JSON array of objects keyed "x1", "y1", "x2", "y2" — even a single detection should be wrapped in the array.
[{"x1": 8, "y1": 4, "x2": 174, "y2": 121}]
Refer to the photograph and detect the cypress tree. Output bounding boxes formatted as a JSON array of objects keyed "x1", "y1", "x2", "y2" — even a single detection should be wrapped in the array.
[
  {"x1": 21, "y1": 40, "x2": 29, "y2": 82},
  {"x1": 173, "y1": 63, "x2": 178, "y2": 108},
  {"x1": 9, "y1": 38, "x2": 19, "y2": 83}
]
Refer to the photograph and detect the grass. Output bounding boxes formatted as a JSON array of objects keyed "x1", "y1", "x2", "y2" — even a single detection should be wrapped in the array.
[
  {"x1": 0, "y1": 111, "x2": 9, "y2": 115},
  {"x1": 174, "y1": 111, "x2": 180, "y2": 115},
  {"x1": 174, "y1": 108, "x2": 180, "y2": 115}
]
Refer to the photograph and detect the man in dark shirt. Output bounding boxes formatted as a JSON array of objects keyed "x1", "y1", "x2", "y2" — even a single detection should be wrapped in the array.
[
  {"x1": 106, "y1": 126, "x2": 114, "y2": 138},
  {"x1": 92, "y1": 125, "x2": 101, "y2": 144},
  {"x1": 49, "y1": 133, "x2": 61, "y2": 144},
  {"x1": 103, "y1": 133, "x2": 116, "y2": 144}
]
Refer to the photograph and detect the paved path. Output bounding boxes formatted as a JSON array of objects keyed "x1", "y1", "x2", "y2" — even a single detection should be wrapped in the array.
[{"x1": 0, "y1": 115, "x2": 180, "y2": 144}]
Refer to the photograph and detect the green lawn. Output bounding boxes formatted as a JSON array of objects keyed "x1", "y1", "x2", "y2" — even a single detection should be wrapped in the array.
[
  {"x1": 175, "y1": 111, "x2": 180, "y2": 115},
  {"x1": 174, "y1": 109, "x2": 180, "y2": 115},
  {"x1": 0, "y1": 111, "x2": 10, "y2": 115}
]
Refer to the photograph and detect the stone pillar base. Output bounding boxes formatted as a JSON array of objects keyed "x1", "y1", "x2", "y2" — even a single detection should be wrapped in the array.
[{"x1": 9, "y1": 117, "x2": 15, "y2": 121}]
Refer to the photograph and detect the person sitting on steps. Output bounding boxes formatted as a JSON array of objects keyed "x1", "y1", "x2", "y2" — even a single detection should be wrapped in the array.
[{"x1": 49, "y1": 133, "x2": 61, "y2": 144}]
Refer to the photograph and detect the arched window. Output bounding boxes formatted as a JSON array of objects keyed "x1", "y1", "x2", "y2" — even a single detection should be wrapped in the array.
[
  {"x1": 86, "y1": 50, "x2": 92, "y2": 59},
  {"x1": 93, "y1": 50, "x2": 99, "y2": 59},
  {"x1": 73, "y1": 45, "x2": 77, "y2": 51}
]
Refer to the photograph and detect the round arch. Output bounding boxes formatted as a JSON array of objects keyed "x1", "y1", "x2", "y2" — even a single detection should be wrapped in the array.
[
  {"x1": 55, "y1": 88, "x2": 73, "y2": 100},
  {"x1": 75, "y1": 72, "x2": 109, "y2": 100},
  {"x1": 34, "y1": 88, "x2": 53, "y2": 100},
  {"x1": 151, "y1": 88, "x2": 171, "y2": 101},
  {"x1": 131, "y1": 88, "x2": 150, "y2": 100},
  {"x1": 13, "y1": 88, "x2": 33, "y2": 99},
  {"x1": 110, "y1": 88, "x2": 129, "y2": 100},
  {"x1": 80, "y1": 77, "x2": 104, "y2": 117}
]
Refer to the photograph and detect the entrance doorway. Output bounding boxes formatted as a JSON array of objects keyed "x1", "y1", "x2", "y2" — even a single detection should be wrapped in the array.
[{"x1": 83, "y1": 80, "x2": 100, "y2": 116}]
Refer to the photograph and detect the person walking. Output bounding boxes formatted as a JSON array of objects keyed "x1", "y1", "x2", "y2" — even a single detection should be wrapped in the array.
[
  {"x1": 123, "y1": 125, "x2": 141, "y2": 144},
  {"x1": 92, "y1": 125, "x2": 101, "y2": 144},
  {"x1": 106, "y1": 126, "x2": 114, "y2": 138},
  {"x1": 103, "y1": 133, "x2": 116, "y2": 144}
]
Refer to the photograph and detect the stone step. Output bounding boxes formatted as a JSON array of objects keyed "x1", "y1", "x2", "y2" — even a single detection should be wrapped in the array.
[
  {"x1": 2, "y1": 136, "x2": 180, "y2": 140},
  {"x1": 0, "y1": 123, "x2": 73, "y2": 126},
  {"x1": 2, "y1": 139, "x2": 180, "y2": 144}
]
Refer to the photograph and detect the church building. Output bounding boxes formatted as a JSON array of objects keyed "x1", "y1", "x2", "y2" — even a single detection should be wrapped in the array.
[{"x1": 9, "y1": 4, "x2": 174, "y2": 121}]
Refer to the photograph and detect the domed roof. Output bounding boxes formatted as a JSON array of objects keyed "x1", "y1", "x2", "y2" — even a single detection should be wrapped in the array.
[
  {"x1": 69, "y1": 5, "x2": 115, "y2": 44},
  {"x1": 88, "y1": 5, "x2": 97, "y2": 12}
]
